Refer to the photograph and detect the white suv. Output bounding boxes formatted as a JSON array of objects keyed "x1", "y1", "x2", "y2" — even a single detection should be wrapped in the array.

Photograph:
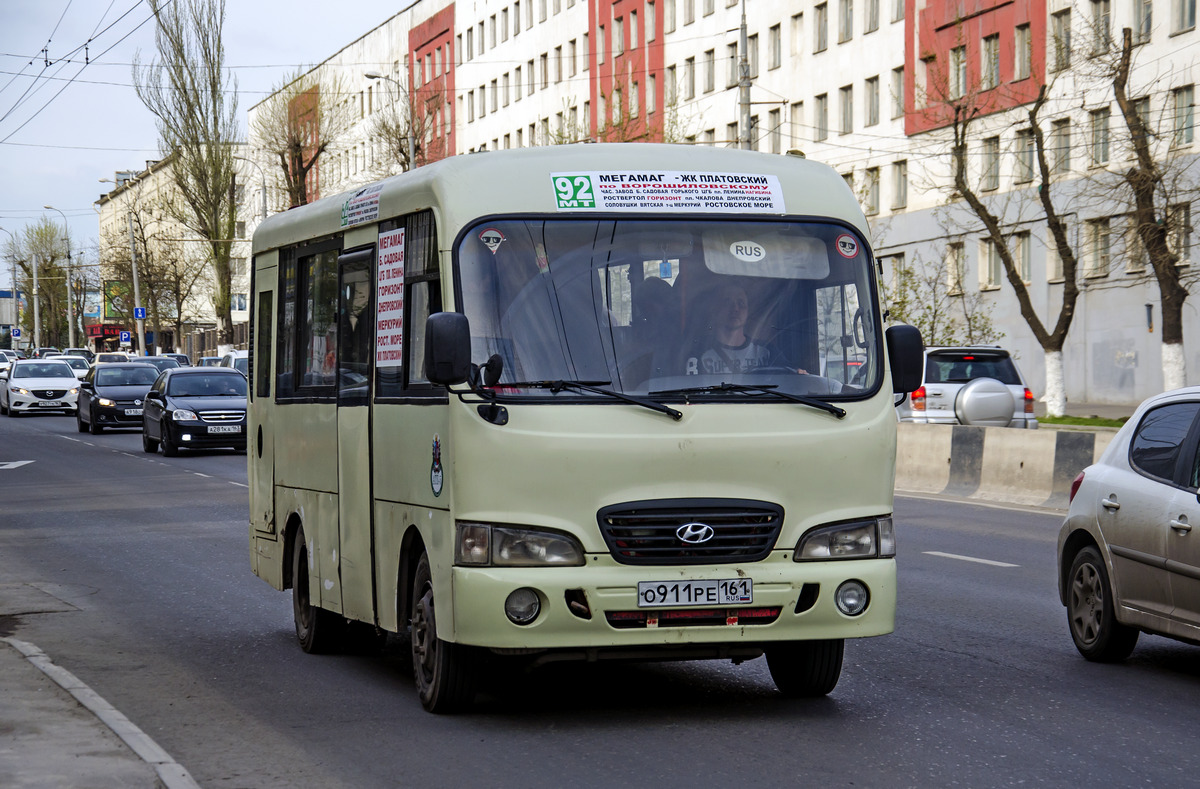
[{"x1": 896, "y1": 346, "x2": 1038, "y2": 429}]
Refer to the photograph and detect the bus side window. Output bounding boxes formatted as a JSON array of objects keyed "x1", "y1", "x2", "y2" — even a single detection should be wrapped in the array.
[{"x1": 256, "y1": 290, "x2": 273, "y2": 400}]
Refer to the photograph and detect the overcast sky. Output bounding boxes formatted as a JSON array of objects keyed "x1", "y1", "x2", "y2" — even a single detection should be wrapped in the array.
[{"x1": 0, "y1": 0, "x2": 402, "y2": 286}]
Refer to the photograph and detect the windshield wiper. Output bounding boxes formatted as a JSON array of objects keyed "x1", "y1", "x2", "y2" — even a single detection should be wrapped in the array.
[
  {"x1": 651, "y1": 382, "x2": 846, "y2": 419},
  {"x1": 502, "y1": 379, "x2": 682, "y2": 421}
]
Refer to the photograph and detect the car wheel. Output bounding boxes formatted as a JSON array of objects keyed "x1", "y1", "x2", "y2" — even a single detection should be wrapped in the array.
[
  {"x1": 1067, "y1": 546, "x2": 1139, "y2": 662},
  {"x1": 7, "y1": 402, "x2": 19, "y2": 418},
  {"x1": 411, "y1": 551, "x2": 478, "y2": 713},
  {"x1": 292, "y1": 525, "x2": 344, "y2": 654},
  {"x1": 765, "y1": 639, "x2": 845, "y2": 697},
  {"x1": 76, "y1": 408, "x2": 88, "y2": 433},
  {"x1": 88, "y1": 412, "x2": 103, "y2": 434},
  {"x1": 1, "y1": 395, "x2": 7, "y2": 415},
  {"x1": 161, "y1": 422, "x2": 178, "y2": 456},
  {"x1": 141, "y1": 430, "x2": 158, "y2": 453}
]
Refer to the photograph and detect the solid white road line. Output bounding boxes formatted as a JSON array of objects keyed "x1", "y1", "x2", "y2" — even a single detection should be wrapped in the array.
[{"x1": 923, "y1": 551, "x2": 1019, "y2": 568}]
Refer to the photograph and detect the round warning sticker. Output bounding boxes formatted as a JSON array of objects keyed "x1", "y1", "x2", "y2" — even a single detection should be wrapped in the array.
[
  {"x1": 835, "y1": 234, "x2": 859, "y2": 258},
  {"x1": 479, "y1": 227, "x2": 505, "y2": 253}
]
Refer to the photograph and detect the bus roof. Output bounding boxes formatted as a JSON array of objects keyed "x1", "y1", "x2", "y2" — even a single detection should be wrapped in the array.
[{"x1": 251, "y1": 143, "x2": 869, "y2": 256}]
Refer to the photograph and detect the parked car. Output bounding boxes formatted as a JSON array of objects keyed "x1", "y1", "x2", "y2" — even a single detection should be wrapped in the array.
[
  {"x1": 95, "y1": 352, "x2": 132, "y2": 364},
  {"x1": 141, "y1": 367, "x2": 248, "y2": 456},
  {"x1": 77, "y1": 363, "x2": 160, "y2": 434},
  {"x1": 57, "y1": 355, "x2": 92, "y2": 380},
  {"x1": 160, "y1": 353, "x2": 191, "y2": 367},
  {"x1": 135, "y1": 356, "x2": 181, "y2": 373},
  {"x1": 62, "y1": 347, "x2": 95, "y2": 363},
  {"x1": 895, "y1": 346, "x2": 1038, "y2": 429},
  {"x1": 0, "y1": 359, "x2": 79, "y2": 416},
  {"x1": 219, "y1": 349, "x2": 249, "y2": 376},
  {"x1": 198, "y1": 356, "x2": 222, "y2": 367},
  {"x1": 1057, "y1": 386, "x2": 1200, "y2": 662},
  {"x1": 0, "y1": 349, "x2": 16, "y2": 374},
  {"x1": 31, "y1": 347, "x2": 61, "y2": 359}
]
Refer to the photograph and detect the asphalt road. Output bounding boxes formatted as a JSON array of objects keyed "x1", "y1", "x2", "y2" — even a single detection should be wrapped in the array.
[{"x1": 2, "y1": 412, "x2": 1199, "y2": 788}]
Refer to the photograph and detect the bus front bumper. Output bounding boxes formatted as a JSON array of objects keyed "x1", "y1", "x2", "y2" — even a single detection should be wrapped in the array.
[{"x1": 449, "y1": 553, "x2": 895, "y2": 651}]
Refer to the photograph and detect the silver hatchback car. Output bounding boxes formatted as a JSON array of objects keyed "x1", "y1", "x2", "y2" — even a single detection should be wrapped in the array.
[
  {"x1": 1057, "y1": 386, "x2": 1200, "y2": 661},
  {"x1": 896, "y1": 346, "x2": 1037, "y2": 429}
]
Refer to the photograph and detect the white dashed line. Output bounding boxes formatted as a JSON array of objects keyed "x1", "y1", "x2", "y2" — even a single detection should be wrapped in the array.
[
  {"x1": 924, "y1": 551, "x2": 1019, "y2": 568},
  {"x1": 192, "y1": 472, "x2": 210, "y2": 478},
  {"x1": 229, "y1": 482, "x2": 249, "y2": 488}
]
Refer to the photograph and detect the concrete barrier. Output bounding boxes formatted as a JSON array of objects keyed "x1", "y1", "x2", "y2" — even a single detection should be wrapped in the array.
[{"x1": 896, "y1": 423, "x2": 1120, "y2": 510}]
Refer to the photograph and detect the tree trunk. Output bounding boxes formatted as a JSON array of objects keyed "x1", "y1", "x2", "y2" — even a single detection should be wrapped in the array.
[
  {"x1": 1043, "y1": 350, "x2": 1066, "y2": 417},
  {"x1": 1163, "y1": 343, "x2": 1186, "y2": 392}
]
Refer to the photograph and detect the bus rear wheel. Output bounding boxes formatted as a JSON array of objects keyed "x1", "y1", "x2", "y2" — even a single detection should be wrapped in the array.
[
  {"x1": 765, "y1": 639, "x2": 845, "y2": 698},
  {"x1": 292, "y1": 526, "x2": 343, "y2": 654},
  {"x1": 411, "y1": 551, "x2": 478, "y2": 713}
]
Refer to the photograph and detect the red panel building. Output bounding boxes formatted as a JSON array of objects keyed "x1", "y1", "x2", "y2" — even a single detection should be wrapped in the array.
[
  {"x1": 411, "y1": 5, "x2": 457, "y2": 165},
  {"x1": 590, "y1": 0, "x2": 667, "y2": 141},
  {"x1": 905, "y1": 0, "x2": 1046, "y2": 135}
]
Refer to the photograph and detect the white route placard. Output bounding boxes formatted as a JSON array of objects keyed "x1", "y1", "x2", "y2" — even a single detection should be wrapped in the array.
[
  {"x1": 550, "y1": 171, "x2": 786, "y2": 213},
  {"x1": 375, "y1": 228, "x2": 406, "y2": 369}
]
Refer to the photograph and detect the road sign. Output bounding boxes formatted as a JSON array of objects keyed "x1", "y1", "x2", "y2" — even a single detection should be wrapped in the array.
[
  {"x1": 11, "y1": 328, "x2": 19, "y2": 338},
  {"x1": 120, "y1": 330, "x2": 131, "y2": 344},
  {"x1": 134, "y1": 307, "x2": 146, "y2": 320}
]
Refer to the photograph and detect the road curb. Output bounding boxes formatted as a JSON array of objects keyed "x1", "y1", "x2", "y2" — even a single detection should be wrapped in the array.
[{"x1": 1, "y1": 637, "x2": 200, "y2": 789}]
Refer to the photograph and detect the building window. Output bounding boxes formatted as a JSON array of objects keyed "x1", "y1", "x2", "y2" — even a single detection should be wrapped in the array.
[
  {"x1": 648, "y1": 75, "x2": 656, "y2": 112},
  {"x1": 1134, "y1": 0, "x2": 1152, "y2": 41},
  {"x1": 769, "y1": 24, "x2": 782, "y2": 69},
  {"x1": 726, "y1": 121, "x2": 739, "y2": 147},
  {"x1": 684, "y1": 0, "x2": 695, "y2": 25},
  {"x1": 1125, "y1": 216, "x2": 1148, "y2": 273},
  {"x1": 1091, "y1": 108, "x2": 1110, "y2": 165},
  {"x1": 555, "y1": 46, "x2": 563, "y2": 83},
  {"x1": 892, "y1": 159, "x2": 908, "y2": 208},
  {"x1": 1175, "y1": 0, "x2": 1197, "y2": 32},
  {"x1": 1174, "y1": 86, "x2": 1195, "y2": 146},
  {"x1": 748, "y1": 33, "x2": 759, "y2": 78},
  {"x1": 982, "y1": 34, "x2": 1000, "y2": 90},
  {"x1": 839, "y1": 0, "x2": 853, "y2": 42},
  {"x1": 1052, "y1": 10, "x2": 1072, "y2": 71},
  {"x1": 1091, "y1": 0, "x2": 1112, "y2": 53},
  {"x1": 790, "y1": 101, "x2": 805, "y2": 145},
  {"x1": 815, "y1": 4, "x2": 829, "y2": 52},
  {"x1": 727, "y1": 43, "x2": 739, "y2": 88},
  {"x1": 791, "y1": 12, "x2": 804, "y2": 55},
  {"x1": 514, "y1": 66, "x2": 523, "y2": 101},
  {"x1": 704, "y1": 0, "x2": 715, "y2": 15},
  {"x1": 704, "y1": 49, "x2": 715, "y2": 93},
  {"x1": 864, "y1": 167, "x2": 880, "y2": 214},
  {"x1": 631, "y1": 82, "x2": 640, "y2": 117},
  {"x1": 892, "y1": 0, "x2": 904, "y2": 22},
  {"x1": 665, "y1": 0, "x2": 676, "y2": 32},
  {"x1": 816, "y1": 93, "x2": 829, "y2": 140},
  {"x1": 648, "y1": 2, "x2": 656, "y2": 40},
  {"x1": 569, "y1": 40, "x2": 577, "y2": 76},
  {"x1": 1169, "y1": 203, "x2": 1192, "y2": 263},
  {"x1": 684, "y1": 57, "x2": 696, "y2": 100},
  {"x1": 982, "y1": 137, "x2": 1000, "y2": 190},
  {"x1": 540, "y1": 52, "x2": 549, "y2": 89},
  {"x1": 770, "y1": 108, "x2": 782, "y2": 153},
  {"x1": 947, "y1": 242, "x2": 965, "y2": 295},
  {"x1": 980, "y1": 238, "x2": 1001, "y2": 289},
  {"x1": 598, "y1": 25, "x2": 605, "y2": 64},
  {"x1": 1013, "y1": 231, "x2": 1032, "y2": 282},
  {"x1": 865, "y1": 76, "x2": 879, "y2": 126},
  {"x1": 866, "y1": 0, "x2": 879, "y2": 32},
  {"x1": 582, "y1": 34, "x2": 589, "y2": 70},
  {"x1": 615, "y1": 17, "x2": 625, "y2": 56},
  {"x1": 666, "y1": 65, "x2": 676, "y2": 105},
  {"x1": 631, "y1": 11, "x2": 639, "y2": 48},
  {"x1": 1086, "y1": 218, "x2": 1111, "y2": 277},
  {"x1": 1047, "y1": 240, "x2": 1063, "y2": 281},
  {"x1": 891, "y1": 66, "x2": 904, "y2": 118},
  {"x1": 1052, "y1": 119, "x2": 1071, "y2": 173},
  {"x1": 1015, "y1": 128, "x2": 1035, "y2": 182},
  {"x1": 1015, "y1": 24, "x2": 1031, "y2": 80},
  {"x1": 840, "y1": 84, "x2": 853, "y2": 134},
  {"x1": 949, "y1": 46, "x2": 967, "y2": 99}
]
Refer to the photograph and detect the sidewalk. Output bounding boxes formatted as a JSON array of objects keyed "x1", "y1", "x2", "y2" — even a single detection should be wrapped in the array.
[
  {"x1": 1032, "y1": 400, "x2": 1136, "y2": 422},
  {"x1": 0, "y1": 637, "x2": 198, "y2": 789}
]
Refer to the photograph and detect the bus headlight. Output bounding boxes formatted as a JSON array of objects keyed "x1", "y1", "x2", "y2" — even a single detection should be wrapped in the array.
[
  {"x1": 795, "y1": 517, "x2": 895, "y2": 560},
  {"x1": 455, "y1": 522, "x2": 585, "y2": 566}
]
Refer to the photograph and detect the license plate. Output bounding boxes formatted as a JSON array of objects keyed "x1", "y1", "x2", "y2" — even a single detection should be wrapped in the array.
[
  {"x1": 207, "y1": 425, "x2": 242, "y2": 434},
  {"x1": 124, "y1": 408, "x2": 143, "y2": 416},
  {"x1": 637, "y1": 579, "x2": 753, "y2": 608},
  {"x1": 37, "y1": 400, "x2": 57, "y2": 407}
]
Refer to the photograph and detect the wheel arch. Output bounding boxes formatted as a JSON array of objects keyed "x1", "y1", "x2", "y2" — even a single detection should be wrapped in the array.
[
  {"x1": 397, "y1": 525, "x2": 427, "y2": 630},
  {"x1": 1059, "y1": 529, "x2": 1101, "y2": 605},
  {"x1": 282, "y1": 511, "x2": 304, "y2": 591}
]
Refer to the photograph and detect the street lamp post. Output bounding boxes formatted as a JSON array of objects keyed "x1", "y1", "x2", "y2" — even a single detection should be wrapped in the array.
[
  {"x1": 44, "y1": 205, "x2": 76, "y2": 348},
  {"x1": 99, "y1": 177, "x2": 147, "y2": 356},
  {"x1": 365, "y1": 68, "x2": 417, "y2": 171}
]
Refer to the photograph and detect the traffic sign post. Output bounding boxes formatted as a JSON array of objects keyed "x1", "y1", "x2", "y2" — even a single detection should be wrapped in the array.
[
  {"x1": 134, "y1": 307, "x2": 146, "y2": 321},
  {"x1": 11, "y1": 328, "x2": 19, "y2": 339},
  {"x1": 120, "y1": 330, "x2": 131, "y2": 345}
]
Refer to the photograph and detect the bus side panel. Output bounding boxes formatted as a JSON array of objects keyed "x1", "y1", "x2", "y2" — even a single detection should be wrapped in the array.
[
  {"x1": 274, "y1": 404, "x2": 338, "y2": 495},
  {"x1": 338, "y1": 406, "x2": 374, "y2": 624},
  {"x1": 276, "y1": 484, "x2": 343, "y2": 615}
]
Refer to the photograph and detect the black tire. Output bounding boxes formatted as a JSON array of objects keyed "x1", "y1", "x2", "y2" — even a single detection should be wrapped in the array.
[
  {"x1": 76, "y1": 407, "x2": 88, "y2": 432},
  {"x1": 766, "y1": 639, "x2": 845, "y2": 697},
  {"x1": 88, "y1": 412, "x2": 102, "y2": 434},
  {"x1": 8, "y1": 402, "x2": 19, "y2": 417},
  {"x1": 291, "y1": 526, "x2": 344, "y2": 654},
  {"x1": 0, "y1": 396, "x2": 7, "y2": 415},
  {"x1": 411, "y1": 551, "x2": 478, "y2": 713},
  {"x1": 141, "y1": 430, "x2": 158, "y2": 453},
  {"x1": 161, "y1": 422, "x2": 178, "y2": 456},
  {"x1": 1067, "y1": 546, "x2": 1139, "y2": 662}
]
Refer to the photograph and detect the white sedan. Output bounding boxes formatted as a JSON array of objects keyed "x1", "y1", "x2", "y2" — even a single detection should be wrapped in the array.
[
  {"x1": 0, "y1": 359, "x2": 80, "y2": 416},
  {"x1": 1057, "y1": 385, "x2": 1200, "y2": 661}
]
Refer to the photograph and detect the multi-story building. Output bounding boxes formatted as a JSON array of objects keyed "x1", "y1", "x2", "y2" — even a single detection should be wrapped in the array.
[{"x1": 241, "y1": 0, "x2": 1198, "y2": 403}]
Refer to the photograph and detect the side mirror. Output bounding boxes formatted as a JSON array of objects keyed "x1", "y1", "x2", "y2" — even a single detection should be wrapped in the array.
[
  {"x1": 424, "y1": 312, "x2": 472, "y2": 386},
  {"x1": 80, "y1": 380, "x2": 93, "y2": 390},
  {"x1": 885, "y1": 324, "x2": 924, "y2": 394}
]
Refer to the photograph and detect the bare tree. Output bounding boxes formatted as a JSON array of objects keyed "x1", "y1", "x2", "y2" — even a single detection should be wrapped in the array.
[
  {"x1": 369, "y1": 86, "x2": 441, "y2": 176},
  {"x1": 1110, "y1": 27, "x2": 1197, "y2": 391},
  {"x1": 882, "y1": 251, "x2": 1003, "y2": 347},
  {"x1": 4, "y1": 220, "x2": 70, "y2": 348},
  {"x1": 133, "y1": 0, "x2": 238, "y2": 350},
  {"x1": 250, "y1": 68, "x2": 356, "y2": 207}
]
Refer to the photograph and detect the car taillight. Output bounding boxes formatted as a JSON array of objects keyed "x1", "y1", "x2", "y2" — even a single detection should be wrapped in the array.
[
  {"x1": 1023, "y1": 387, "x2": 1035, "y2": 414},
  {"x1": 911, "y1": 386, "x2": 926, "y2": 412},
  {"x1": 1069, "y1": 471, "x2": 1085, "y2": 503}
]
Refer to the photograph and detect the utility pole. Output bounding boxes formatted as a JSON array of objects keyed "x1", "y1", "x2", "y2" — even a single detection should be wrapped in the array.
[
  {"x1": 44, "y1": 205, "x2": 75, "y2": 348},
  {"x1": 738, "y1": 0, "x2": 752, "y2": 149},
  {"x1": 127, "y1": 213, "x2": 146, "y2": 357},
  {"x1": 32, "y1": 253, "x2": 40, "y2": 349}
]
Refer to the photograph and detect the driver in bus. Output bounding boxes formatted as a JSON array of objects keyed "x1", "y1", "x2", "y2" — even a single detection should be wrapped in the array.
[{"x1": 687, "y1": 282, "x2": 772, "y2": 375}]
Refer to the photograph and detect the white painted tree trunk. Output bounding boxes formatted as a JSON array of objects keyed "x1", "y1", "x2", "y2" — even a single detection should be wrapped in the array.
[
  {"x1": 1163, "y1": 342, "x2": 1186, "y2": 392},
  {"x1": 1043, "y1": 350, "x2": 1066, "y2": 417}
]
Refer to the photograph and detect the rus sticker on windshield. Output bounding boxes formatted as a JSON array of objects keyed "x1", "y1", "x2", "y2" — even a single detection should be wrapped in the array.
[{"x1": 551, "y1": 171, "x2": 785, "y2": 214}]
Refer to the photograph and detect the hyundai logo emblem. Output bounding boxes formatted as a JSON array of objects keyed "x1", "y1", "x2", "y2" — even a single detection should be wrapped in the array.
[{"x1": 676, "y1": 522, "x2": 716, "y2": 544}]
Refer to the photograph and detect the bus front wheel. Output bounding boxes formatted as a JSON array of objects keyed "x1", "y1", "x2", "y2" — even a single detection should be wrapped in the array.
[
  {"x1": 765, "y1": 638, "x2": 844, "y2": 697},
  {"x1": 292, "y1": 526, "x2": 343, "y2": 653},
  {"x1": 411, "y1": 551, "x2": 478, "y2": 713}
]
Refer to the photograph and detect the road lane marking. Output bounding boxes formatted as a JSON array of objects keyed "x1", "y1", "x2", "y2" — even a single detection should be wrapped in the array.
[
  {"x1": 0, "y1": 461, "x2": 34, "y2": 470},
  {"x1": 229, "y1": 481, "x2": 249, "y2": 488},
  {"x1": 923, "y1": 551, "x2": 1019, "y2": 568},
  {"x1": 192, "y1": 472, "x2": 210, "y2": 478}
]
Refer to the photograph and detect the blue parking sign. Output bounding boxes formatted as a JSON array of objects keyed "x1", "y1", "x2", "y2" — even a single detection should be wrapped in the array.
[
  {"x1": 120, "y1": 331, "x2": 131, "y2": 343},
  {"x1": 134, "y1": 307, "x2": 146, "y2": 320},
  {"x1": 11, "y1": 328, "x2": 19, "y2": 338}
]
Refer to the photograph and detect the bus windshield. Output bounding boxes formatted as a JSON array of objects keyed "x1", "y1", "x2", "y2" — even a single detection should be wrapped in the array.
[{"x1": 456, "y1": 218, "x2": 880, "y2": 399}]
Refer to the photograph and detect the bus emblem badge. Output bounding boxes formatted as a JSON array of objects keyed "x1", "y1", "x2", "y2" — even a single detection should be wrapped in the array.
[
  {"x1": 431, "y1": 434, "x2": 444, "y2": 497},
  {"x1": 676, "y1": 522, "x2": 715, "y2": 544}
]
